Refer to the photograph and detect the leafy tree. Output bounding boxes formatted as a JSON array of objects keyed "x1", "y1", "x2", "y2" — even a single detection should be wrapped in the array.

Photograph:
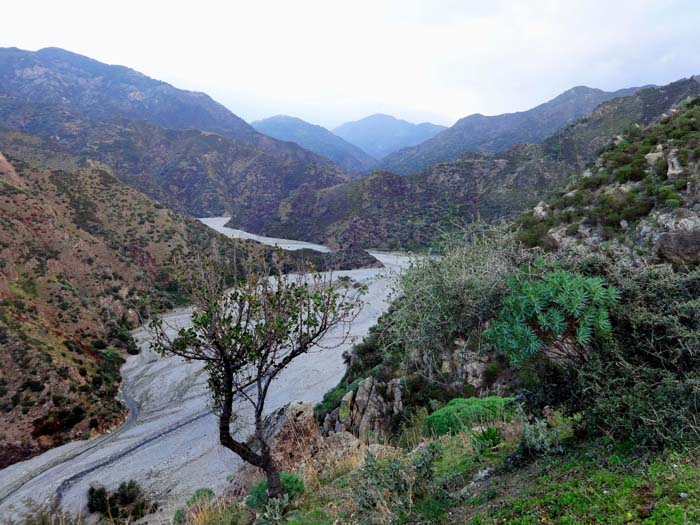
[
  {"x1": 150, "y1": 255, "x2": 361, "y2": 498},
  {"x1": 485, "y1": 268, "x2": 619, "y2": 366}
]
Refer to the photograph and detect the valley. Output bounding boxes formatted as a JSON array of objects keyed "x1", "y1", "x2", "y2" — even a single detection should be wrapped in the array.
[
  {"x1": 0, "y1": 220, "x2": 409, "y2": 520},
  {"x1": 1, "y1": 12, "x2": 700, "y2": 522}
]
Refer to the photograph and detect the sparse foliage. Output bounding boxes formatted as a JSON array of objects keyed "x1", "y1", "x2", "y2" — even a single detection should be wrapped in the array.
[{"x1": 150, "y1": 254, "x2": 361, "y2": 498}]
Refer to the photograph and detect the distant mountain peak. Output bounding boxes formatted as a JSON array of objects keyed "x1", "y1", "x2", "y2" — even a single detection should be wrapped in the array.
[
  {"x1": 252, "y1": 114, "x2": 376, "y2": 173},
  {"x1": 332, "y1": 114, "x2": 446, "y2": 159}
]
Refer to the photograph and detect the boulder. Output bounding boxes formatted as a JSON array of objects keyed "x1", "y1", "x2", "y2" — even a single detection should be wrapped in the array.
[{"x1": 666, "y1": 149, "x2": 684, "y2": 181}]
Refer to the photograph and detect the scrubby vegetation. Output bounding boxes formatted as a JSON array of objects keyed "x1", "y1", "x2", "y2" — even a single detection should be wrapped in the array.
[
  {"x1": 86, "y1": 480, "x2": 158, "y2": 524},
  {"x1": 518, "y1": 97, "x2": 700, "y2": 250}
]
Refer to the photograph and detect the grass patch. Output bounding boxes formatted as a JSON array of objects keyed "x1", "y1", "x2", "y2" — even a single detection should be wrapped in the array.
[{"x1": 424, "y1": 397, "x2": 514, "y2": 436}]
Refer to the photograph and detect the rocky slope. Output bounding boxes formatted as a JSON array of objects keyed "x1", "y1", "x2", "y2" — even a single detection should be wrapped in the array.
[
  {"x1": 518, "y1": 96, "x2": 700, "y2": 264},
  {"x1": 0, "y1": 144, "x2": 279, "y2": 468},
  {"x1": 379, "y1": 85, "x2": 645, "y2": 175},
  {"x1": 333, "y1": 114, "x2": 446, "y2": 159},
  {"x1": 252, "y1": 115, "x2": 377, "y2": 173},
  {"x1": 0, "y1": 47, "x2": 256, "y2": 142},
  {"x1": 269, "y1": 78, "x2": 700, "y2": 249},
  {"x1": 0, "y1": 98, "x2": 350, "y2": 232}
]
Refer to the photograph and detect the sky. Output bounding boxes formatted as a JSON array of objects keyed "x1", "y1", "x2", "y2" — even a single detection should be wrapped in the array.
[{"x1": 3, "y1": 0, "x2": 700, "y2": 128}]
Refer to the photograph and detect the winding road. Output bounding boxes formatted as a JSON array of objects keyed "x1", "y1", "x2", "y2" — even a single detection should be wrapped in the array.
[{"x1": 0, "y1": 219, "x2": 408, "y2": 521}]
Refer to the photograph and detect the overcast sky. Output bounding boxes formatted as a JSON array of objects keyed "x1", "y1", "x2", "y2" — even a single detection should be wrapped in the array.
[{"x1": 3, "y1": 0, "x2": 700, "y2": 128}]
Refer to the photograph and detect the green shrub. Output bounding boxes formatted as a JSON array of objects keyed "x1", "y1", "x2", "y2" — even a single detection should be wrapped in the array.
[
  {"x1": 577, "y1": 262, "x2": 700, "y2": 448},
  {"x1": 387, "y1": 224, "x2": 531, "y2": 373},
  {"x1": 423, "y1": 397, "x2": 513, "y2": 436},
  {"x1": 87, "y1": 480, "x2": 157, "y2": 523},
  {"x1": 471, "y1": 426, "x2": 502, "y2": 455},
  {"x1": 245, "y1": 472, "x2": 305, "y2": 510},
  {"x1": 485, "y1": 268, "x2": 619, "y2": 366}
]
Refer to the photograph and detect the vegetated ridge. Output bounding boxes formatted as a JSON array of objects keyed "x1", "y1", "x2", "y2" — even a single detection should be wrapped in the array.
[
  {"x1": 379, "y1": 84, "x2": 646, "y2": 175},
  {"x1": 267, "y1": 78, "x2": 700, "y2": 250}
]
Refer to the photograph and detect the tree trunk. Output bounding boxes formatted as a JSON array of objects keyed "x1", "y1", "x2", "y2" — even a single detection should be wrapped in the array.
[{"x1": 264, "y1": 459, "x2": 283, "y2": 499}]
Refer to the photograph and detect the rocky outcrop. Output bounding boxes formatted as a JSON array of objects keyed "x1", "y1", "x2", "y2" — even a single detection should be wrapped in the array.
[
  {"x1": 645, "y1": 209, "x2": 700, "y2": 263},
  {"x1": 323, "y1": 377, "x2": 402, "y2": 441},
  {"x1": 229, "y1": 402, "x2": 368, "y2": 497},
  {"x1": 323, "y1": 342, "x2": 512, "y2": 443},
  {"x1": 666, "y1": 149, "x2": 685, "y2": 181}
]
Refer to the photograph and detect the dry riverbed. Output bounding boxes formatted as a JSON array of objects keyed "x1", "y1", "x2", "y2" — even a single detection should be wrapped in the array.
[{"x1": 0, "y1": 219, "x2": 409, "y2": 521}]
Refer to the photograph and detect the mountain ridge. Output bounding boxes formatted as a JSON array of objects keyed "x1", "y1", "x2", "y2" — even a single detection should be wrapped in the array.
[
  {"x1": 0, "y1": 47, "x2": 357, "y2": 233},
  {"x1": 266, "y1": 78, "x2": 700, "y2": 249},
  {"x1": 378, "y1": 84, "x2": 647, "y2": 175},
  {"x1": 252, "y1": 115, "x2": 377, "y2": 173}
]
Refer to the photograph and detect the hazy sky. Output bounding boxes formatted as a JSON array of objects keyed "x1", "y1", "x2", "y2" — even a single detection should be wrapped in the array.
[{"x1": 4, "y1": 0, "x2": 700, "y2": 128}]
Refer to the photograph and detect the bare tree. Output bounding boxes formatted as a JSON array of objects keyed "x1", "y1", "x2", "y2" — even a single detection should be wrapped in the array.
[{"x1": 149, "y1": 255, "x2": 362, "y2": 498}]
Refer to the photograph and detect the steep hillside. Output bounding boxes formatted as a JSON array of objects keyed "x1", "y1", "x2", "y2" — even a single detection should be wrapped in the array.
[
  {"x1": 270, "y1": 79, "x2": 700, "y2": 249},
  {"x1": 0, "y1": 147, "x2": 275, "y2": 468},
  {"x1": 333, "y1": 114, "x2": 446, "y2": 159},
  {"x1": 0, "y1": 47, "x2": 355, "y2": 226},
  {"x1": 379, "y1": 85, "x2": 644, "y2": 175},
  {"x1": 0, "y1": 46, "x2": 256, "y2": 142},
  {"x1": 252, "y1": 115, "x2": 377, "y2": 173},
  {"x1": 0, "y1": 98, "x2": 350, "y2": 232},
  {"x1": 518, "y1": 96, "x2": 700, "y2": 264}
]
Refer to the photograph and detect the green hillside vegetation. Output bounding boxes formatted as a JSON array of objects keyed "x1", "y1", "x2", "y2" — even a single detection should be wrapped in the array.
[
  {"x1": 157, "y1": 102, "x2": 700, "y2": 523},
  {"x1": 518, "y1": 97, "x2": 700, "y2": 256},
  {"x1": 147, "y1": 212, "x2": 700, "y2": 524}
]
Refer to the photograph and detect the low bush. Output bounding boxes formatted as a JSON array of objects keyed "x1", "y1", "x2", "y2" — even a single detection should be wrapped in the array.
[
  {"x1": 87, "y1": 480, "x2": 157, "y2": 523},
  {"x1": 424, "y1": 397, "x2": 513, "y2": 436},
  {"x1": 245, "y1": 472, "x2": 305, "y2": 511},
  {"x1": 353, "y1": 443, "x2": 443, "y2": 523}
]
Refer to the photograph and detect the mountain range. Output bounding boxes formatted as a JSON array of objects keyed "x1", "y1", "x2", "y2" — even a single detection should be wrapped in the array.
[
  {"x1": 264, "y1": 78, "x2": 700, "y2": 249},
  {"x1": 332, "y1": 114, "x2": 446, "y2": 159},
  {"x1": 0, "y1": 47, "x2": 356, "y2": 233},
  {"x1": 252, "y1": 115, "x2": 377, "y2": 173},
  {"x1": 0, "y1": 47, "x2": 376, "y2": 467},
  {"x1": 1, "y1": 45, "x2": 699, "y2": 468},
  {"x1": 378, "y1": 85, "x2": 647, "y2": 175}
]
